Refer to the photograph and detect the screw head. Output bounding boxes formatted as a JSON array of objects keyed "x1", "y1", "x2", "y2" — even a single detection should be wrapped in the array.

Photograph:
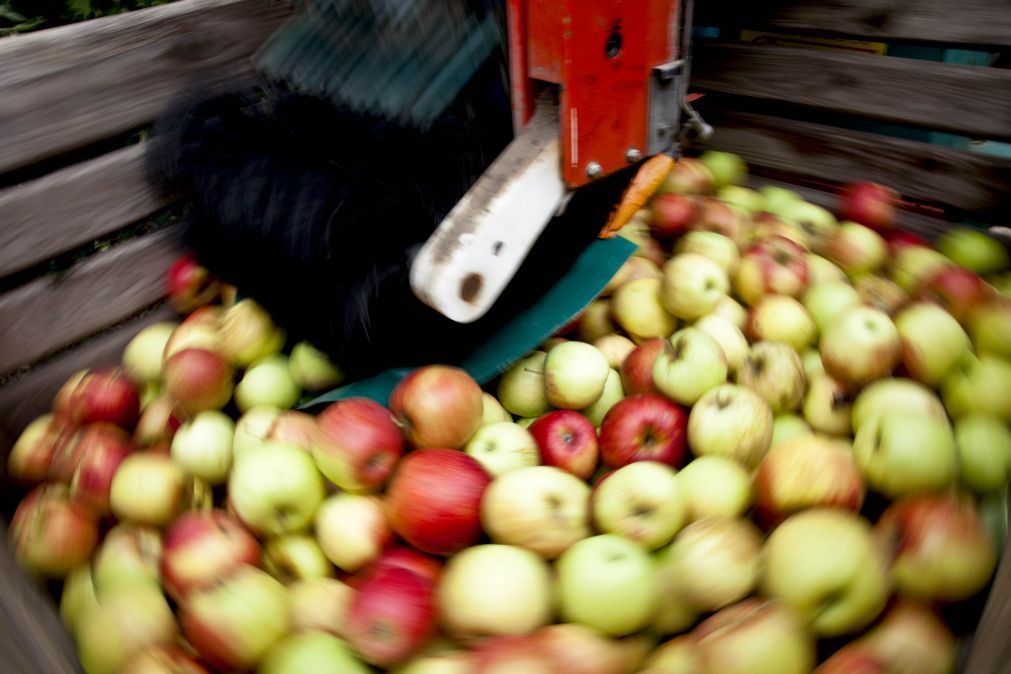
[
  {"x1": 626, "y1": 148, "x2": 642, "y2": 163},
  {"x1": 586, "y1": 162, "x2": 602, "y2": 179}
]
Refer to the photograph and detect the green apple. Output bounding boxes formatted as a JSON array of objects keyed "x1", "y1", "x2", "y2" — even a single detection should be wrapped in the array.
[
  {"x1": 694, "y1": 315, "x2": 749, "y2": 373},
  {"x1": 391, "y1": 652, "x2": 472, "y2": 674},
  {"x1": 936, "y1": 227, "x2": 1009, "y2": 275},
  {"x1": 288, "y1": 341, "x2": 344, "y2": 392},
  {"x1": 465, "y1": 421, "x2": 540, "y2": 477},
  {"x1": 717, "y1": 185, "x2": 764, "y2": 215},
  {"x1": 965, "y1": 298, "x2": 1011, "y2": 359},
  {"x1": 802, "y1": 281, "x2": 861, "y2": 335},
  {"x1": 260, "y1": 633, "x2": 369, "y2": 674},
  {"x1": 890, "y1": 245, "x2": 950, "y2": 293},
  {"x1": 216, "y1": 298, "x2": 285, "y2": 367},
  {"x1": 661, "y1": 253, "x2": 730, "y2": 321},
  {"x1": 544, "y1": 341, "x2": 611, "y2": 410},
  {"x1": 593, "y1": 334, "x2": 637, "y2": 370},
  {"x1": 171, "y1": 410, "x2": 235, "y2": 484},
  {"x1": 235, "y1": 354, "x2": 301, "y2": 413},
  {"x1": 807, "y1": 254, "x2": 849, "y2": 285},
  {"x1": 603, "y1": 256, "x2": 663, "y2": 296},
  {"x1": 497, "y1": 351, "x2": 552, "y2": 418},
  {"x1": 688, "y1": 384, "x2": 774, "y2": 468},
  {"x1": 60, "y1": 564, "x2": 99, "y2": 633},
  {"x1": 954, "y1": 414, "x2": 1011, "y2": 493},
  {"x1": 820, "y1": 307, "x2": 901, "y2": 387},
  {"x1": 75, "y1": 584, "x2": 177, "y2": 674},
  {"x1": 233, "y1": 406, "x2": 283, "y2": 459},
  {"x1": 762, "y1": 509, "x2": 890, "y2": 636},
  {"x1": 675, "y1": 456, "x2": 752, "y2": 522},
  {"x1": 611, "y1": 277, "x2": 678, "y2": 342},
  {"x1": 803, "y1": 374, "x2": 852, "y2": 437},
  {"x1": 895, "y1": 303, "x2": 971, "y2": 386},
  {"x1": 745, "y1": 295, "x2": 817, "y2": 352},
  {"x1": 772, "y1": 414, "x2": 813, "y2": 447},
  {"x1": 228, "y1": 443, "x2": 326, "y2": 537},
  {"x1": 92, "y1": 523, "x2": 162, "y2": 593},
  {"x1": 700, "y1": 151, "x2": 747, "y2": 189},
  {"x1": 801, "y1": 349, "x2": 824, "y2": 380},
  {"x1": 593, "y1": 461, "x2": 686, "y2": 550},
  {"x1": 438, "y1": 544, "x2": 553, "y2": 638},
  {"x1": 855, "y1": 274, "x2": 909, "y2": 316},
  {"x1": 711, "y1": 295, "x2": 748, "y2": 330},
  {"x1": 735, "y1": 341, "x2": 806, "y2": 414},
  {"x1": 315, "y1": 494, "x2": 391, "y2": 572},
  {"x1": 578, "y1": 299, "x2": 617, "y2": 343},
  {"x1": 582, "y1": 368, "x2": 625, "y2": 427},
  {"x1": 781, "y1": 200, "x2": 838, "y2": 253},
  {"x1": 853, "y1": 599, "x2": 957, "y2": 674},
  {"x1": 652, "y1": 328, "x2": 728, "y2": 406},
  {"x1": 692, "y1": 599, "x2": 816, "y2": 674},
  {"x1": 651, "y1": 560, "x2": 700, "y2": 636},
  {"x1": 853, "y1": 413, "x2": 957, "y2": 497},
  {"x1": 287, "y1": 577, "x2": 353, "y2": 636},
  {"x1": 110, "y1": 453, "x2": 191, "y2": 528},
  {"x1": 825, "y1": 222, "x2": 888, "y2": 276},
  {"x1": 480, "y1": 393, "x2": 513, "y2": 426},
  {"x1": 674, "y1": 231, "x2": 740, "y2": 276},
  {"x1": 122, "y1": 321, "x2": 178, "y2": 384},
  {"x1": 942, "y1": 353, "x2": 1011, "y2": 421},
  {"x1": 263, "y1": 534, "x2": 334, "y2": 583},
  {"x1": 640, "y1": 635, "x2": 698, "y2": 673},
  {"x1": 851, "y1": 378, "x2": 947, "y2": 432},
  {"x1": 760, "y1": 186, "x2": 802, "y2": 218}
]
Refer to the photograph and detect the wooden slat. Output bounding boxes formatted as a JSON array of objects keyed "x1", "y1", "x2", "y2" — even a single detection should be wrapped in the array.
[
  {"x1": 693, "y1": 0, "x2": 1011, "y2": 49},
  {"x1": 0, "y1": 227, "x2": 182, "y2": 374},
  {"x1": 0, "y1": 144, "x2": 180, "y2": 278},
  {"x1": 697, "y1": 110, "x2": 1011, "y2": 218},
  {"x1": 0, "y1": 0, "x2": 291, "y2": 175},
  {"x1": 965, "y1": 530, "x2": 1011, "y2": 674},
  {"x1": 691, "y1": 42, "x2": 1011, "y2": 142}
]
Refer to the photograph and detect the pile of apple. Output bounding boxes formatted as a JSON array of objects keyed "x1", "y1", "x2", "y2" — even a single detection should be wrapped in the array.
[{"x1": 6, "y1": 151, "x2": 1011, "y2": 674}]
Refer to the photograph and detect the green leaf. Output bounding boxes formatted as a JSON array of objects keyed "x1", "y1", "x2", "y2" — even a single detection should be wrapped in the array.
[{"x1": 66, "y1": 0, "x2": 94, "y2": 19}]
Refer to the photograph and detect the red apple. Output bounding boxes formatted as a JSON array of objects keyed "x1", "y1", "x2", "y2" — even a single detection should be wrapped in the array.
[
  {"x1": 651, "y1": 193, "x2": 700, "y2": 239},
  {"x1": 119, "y1": 645, "x2": 210, "y2": 674},
  {"x1": 472, "y1": 635, "x2": 555, "y2": 674},
  {"x1": 315, "y1": 398, "x2": 404, "y2": 492},
  {"x1": 57, "y1": 367, "x2": 141, "y2": 430},
  {"x1": 7, "y1": 414, "x2": 73, "y2": 484},
  {"x1": 528, "y1": 410, "x2": 600, "y2": 480},
  {"x1": 9, "y1": 484, "x2": 99, "y2": 578},
  {"x1": 915, "y1": 264, "x2": 990, "y2": 321},
  {"x1": 364, "y1": 545, "x2": 443, "y2": 587},
  {"x1": 661, "y1": 158, "x2": 715, "y2": 195},
  {"x1": 50, "y1": 421, "x2": 133, "y2": 483},
  {"x1": 166, "y1": 253, "x2": 221, "y2": 313},
  {"x1": 734, "y1": 235, "x2": 810, "y2": 305},
  {"x1": 620, "y1": 338, "x2": 665, "y2": 395},
  {"x1": 839, "y1": 182, "x2": 898, "y2": 231},
  {"x1": 690, "y1": 197, "x2": 749, "y2": 247},
  {"x1": 389, "y1": 366, "x2": 484, "y2": 449},
  {"x1": 815, "y1": 647, "x2": 888, "y2": 674},
  {"x1": 163, "y1": 348, "x2": 234, "y2": 415},
  {"x1": 345, "y1": 566, "x2": 437, "y2": 666},
  {"x1": 854, "y1": 600, "x2": 957, "y2": 674},
  {"x1": 265, "y1": 410, "x2": 321, "y2": 453},
  {"x1": 160, "y1": 509, "x2": 260, "y2": 601},
  {"x1": 885, "y1": 229, "x2": 930, "y2": 254},
  {"x1": 70, "y1": 427, "x2": 134, "y2": 515},
  {"x1": 598, "y1": 394, "x2": 688, "y2": 468},
  {"x1": 386, "y1": 449, "x2": 491, "y2": 556},
  {"x1": 133, "y1": 394, "x2": 186, "y2": 448}
]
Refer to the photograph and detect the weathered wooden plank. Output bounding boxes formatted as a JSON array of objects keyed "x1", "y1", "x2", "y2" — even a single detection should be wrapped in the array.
[
  {"x1": 691, "y1": 42, "x2": 1011, "y2": 142},
  {"x1": 694, "y1": 0, "x2": 1011, "y2": 48},
  {"x1": 0, "y1": 144, "x2": 180, "y2": 278},
  {"x1": 0, "y1": 0, "x2": 291, "y2": 175},
  {"x1": 965, "y1": 528, "x2": 1011, "y2": 674},
  {"x1": 696, "y1": 110, "x2": 1011, "y2": 218},
  {"x1": 0, "y1": 227, "x2": 182, "y2": 374}
]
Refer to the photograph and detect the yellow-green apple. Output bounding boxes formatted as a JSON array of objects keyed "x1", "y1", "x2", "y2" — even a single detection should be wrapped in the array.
[
  {"x1": 598, "y1": 393, "x2": 688, "y2": 468},
  {"x1": 851, "y1": 378, "x2": 946, "y2": 432},
  {"x1": 315, "y1": 493, "x2": 391, "y2": 572},
  {"x1": 651, "y1": 193, "x2": 699, "y2": 239},
  {"x1": 839, "y1": 182, "x2": 897, "y2": 232},
  {"x1": 583, "y1": 368, "x2": 625, "y2": 427},
  {"x1": 288, "y1": 340, "x2": 344, "y2": 392},
  {"x1": 762, "y1": 510, "x2": 890, "y2": 636},
  {"x1": 7, "y1": 413, "x2": 69, "y2": 484},
  {"x1": 163, "y1": 310, "x2": 223, "y2": 360},
  {"x1": 122, "y1": 321, "x2": 178, "y2": 385},
  {"x1": 216, "y1": 298, "x2": 283, "y2": 367},
  {"x1": 621, "y1": 338, "x2": 665, "y2": 395},
  {"x1": 803, "y1": 374, "x2": 852, "y2": 436},
  {"x1": 259, "y1": 632, "x2": 369, "y2": 674},
  {"x1": 954, "y1": 413, "x2": 1011, "y2": 493},
  {"x1": 687, "y1": 384, "x2": 773, "y2": 468},
  {"x1": 232, "y1": 405, "x2": 282, "y2": 458},
  {"x1": 661, "y1": 253, "x2": 729, "y2": 321},
  {"x1": 160, "y1": 509, "x2": 259, "y2": 601},
  {"x1": 803, "y1": 281, "x2": 862, "y2": 334},
  {"x1": 855, "y1": 274, "x2": 909, "y2": 316},
  {"x1": 820, "y1": 307, "x2": 900, "y2": 387},
  {"x1": 853, "y1": 599, "x2": 956, "y2": 674},
  {"x1": 825, "y1": 222, "x2": 887, "y2": 276},
  {"x1": 92, "y1": 523, "x2": 162, "y2": 593},
  {"x1": 941, "y1": 353, "x2": 1011, "y2": 421},
  {"x1": 700, "y1": 150, "x2": 746, "y2": 189},
  {"x1": 694, "y1": 315, "x2": 749, "y2": 373},
  {"x1": 393, "y1": 651, "x2": 473, "y2": 674},
  {"x1": 528, "y1": 410, "x2": 599, "y2": 479},
  {"x1": 287, "y1": 577, "x2": 353, "y2": 636},
  {"x1": 386, "y1": 449, "x2": 491, "y2": 555},
  {"x1": 718, "y1": 184, "x2": 764, "y2": 214},
  {"x1": 853, "y1": 413, "x2": 957, "y2": 497},
  {"x1": 133, "y1": 394, "x2": 185, "y2": 448},
  {"x1": 593, "y1": 461, "x2": 686, "y2": 549},
  {"x1": 543, "y1": 341, "x2": 611, "y2": 410},
  {"x1": 750, "y1": 213, "x2": 810, "y2": 249},
  {"x1": 712, "y1": 295, "x2": 748, "y2": 329},
  {"x1": 735, "y1": 341, "x2": 806, "y2": 414},
  {"x1": 639, "y1": 635, "x2": 698, "y2": 674},
  {"x1": 465, "y1": 421, "x2": 540, "y2": 477},
  {"x1": 674, "y1": 231, "x2": 741, "y2": 275},
  {"x1": 9, "y1": 484, "x2": 98, "y2": 578},
  {"x1": 481, "y1": 465, "x2": 590, "y2": 559},
  {"x1": 346, "y1": 566, "x2": 437, "y2": 666},
  {"x1": 759, "y1": 185, "x2": 801, "y2": 216},
  {"x1": 662, "y1": 517, "x2": 762, "y2": 612},
  {"x1": 60, "y1": 564, "x2": 98, "y2": 633},
  {"x1": 807, "y1": 254, "x2": 849, "y2": 285},
  {"x1": 734, "y1": 235, "x2": 810, "y2": 305},
  {"x1": 75, "y1": 583, "x2": 178, "y2": 674},
  {"x1": 890, "y1": 245, "x2": 950, "y2": 294},
  {"x1": 578, "y1": 299, "x2": 617, "y2": 342},
  {"x1": 164, "y1": 348, "x2": 234, "y2": 415},
  {"x1": 915, "y1": 265, "x2": 989, "y2": 322},
  {"x1": 802, "y1": 348, "x2": 825, "y2": 379},
  {"x1": 556, "y1": 534, "x2": 658, "y2": 636},
  {"x1": 390, "y1": 365, "x2": 484, "y2": 448},
  {"x1": 692, "y1": 599, "x2": 816, "y2": 674},
  {"x1": 661, "y1": 157, "x2": 715, "y2": 194},
  {"x1": 936, "y1": 227, "x2": 1009, "y2": 275},
  {"x1": 772, "y1": 413, "x2": 813, "y2": 446},
  {"x1": 497, "y1": 351, "x2": 552, "y2": 418},
  {"x1": 690, "y1": 198, "x2": 750, "y2": 248},
  {"x1": 481, "y1": 392, "x2": 512, "y2": 426},
  {"x1": 234, "y1": 354, "x2": 300, "y2": 413},
  {"x1": 895, "y1": 303, "x2": 971, "y2": 386},
  {"x1": 652, "y1": 328, "x2": 728, "y2": 405},
  {"x1": 170, "y1": 410, "x2": 234, "y2": 485},
  {"x1": 110, "y1": 453, "x2": 192, "y2": 527},
  {"x1": 438, "y1": 544, "x2": 553, "y2": 638},
  {"x1": 745, "y1": 295, "x2": 817, "y2": 351},
  {"x1": 611, "y1": 277, "x2": 677, "y2": 342},
  {"x1": 228, "y1": 443, "x2": 325, "y2": 536},
  {"x1": 264, "y1": 534, "x2": 334, "y2": 583},
  {"x1": 57, "y1": 366, "x2": 142, "y2": 430},
  {"x1": 602, "y1": 256, "x2": 663, "y2": 297},
  {"x1": 119, "y1": 645, "x2": 210, "y2": 674},
  {"x1": 965, "y1": 297, "x2": 1011, "y2": 358},
  {"x1": 593, "y1": 334, "x2": 637, "y2": 369},
  {"x1": 676, "y1": 455, "x2": 753, "y2": 521},
  {"x1": 314, "y1": 397, "x2": 404, "y2": 492},
  {"x1": 781, "y1": 200, "x2": 838, "y2": 253},
  {"x1": 179, "y1": 566, "x2": 290, "y2": 671},
  {"x1": 651, "y1": 564, "x2": 699, "y2": 636},
  {"x1": 753, "y1": 436, "x2": 864, "y2": 527},
  {"x1": 874, "y1": 494, "x2": 997, "y2": 601}
]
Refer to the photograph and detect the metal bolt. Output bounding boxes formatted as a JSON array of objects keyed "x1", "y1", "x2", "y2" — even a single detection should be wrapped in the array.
[
  {"x1": 626, "y1": 147, "x2": 642, "y2": 163},
  {"x1": 586, "y1": 162, "x2": 602, "y2": 179}
]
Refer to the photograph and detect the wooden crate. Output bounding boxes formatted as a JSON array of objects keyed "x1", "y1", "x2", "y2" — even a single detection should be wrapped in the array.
[{"x1": 0, "y1": 1, "x2": 289, "y2": 670}]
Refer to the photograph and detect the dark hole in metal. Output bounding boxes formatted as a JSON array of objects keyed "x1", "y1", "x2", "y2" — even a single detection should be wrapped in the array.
[
  {"x1": 492, "y1": 241, "x2": 504, "y2": 256},
  {"x1": 605, "y1": 28, "x2": 622, "y2": 59},
  {"x1": 460, "y1": 273, "x2": 483, "y2": 303}
]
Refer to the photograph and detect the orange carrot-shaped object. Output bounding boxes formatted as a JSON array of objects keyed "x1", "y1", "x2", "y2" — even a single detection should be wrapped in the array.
[{"x1": 599, "y1": 153, "x2": 675, "y2": 238}]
